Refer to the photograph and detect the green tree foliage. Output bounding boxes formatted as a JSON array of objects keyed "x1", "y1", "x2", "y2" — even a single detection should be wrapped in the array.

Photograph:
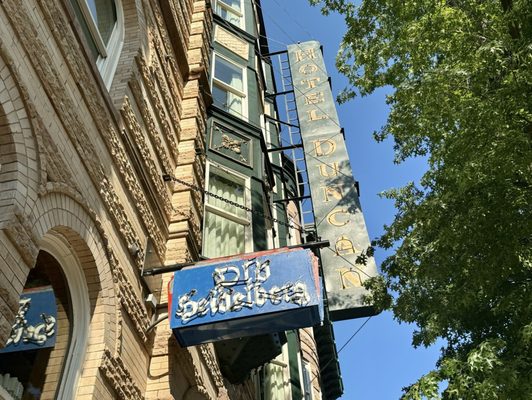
[{"x1": 309, "y1": 0, "x2": 532, "y2": 398}]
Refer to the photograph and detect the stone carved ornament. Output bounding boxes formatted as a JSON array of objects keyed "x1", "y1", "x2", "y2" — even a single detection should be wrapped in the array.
[
  {"x1": 30, "y1": 0, "x2": 167, "y2": 262},
  {"x1": 100, "y1": 349, "x2": 145, "y2": 400}
]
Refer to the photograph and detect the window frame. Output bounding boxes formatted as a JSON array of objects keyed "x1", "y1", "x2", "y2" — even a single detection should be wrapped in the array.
[
  {"x1": 263, "y1": 103, "x2": 280, "y2": 165},
  {"x1": 39, "y1": 234, "x2": 91, "y2": 399},
  {"x1": 203, "y1": 162, "x2": 253, "y2": 258},
  {"x1": 73, "y1": 0, "x2": 124, "y2": 88},
  {"x1": 215, "y1": 0, "x2": 244, "y2": 28},
  {"x1": 262, "y1": 343, "x2": 291, "y2": 400},
  {"x1": 266, "y1": 205, "x2": 280, "y2": 250},
  {"x1": 211, "y1": 52, "x2": 248, "y2": 119}
]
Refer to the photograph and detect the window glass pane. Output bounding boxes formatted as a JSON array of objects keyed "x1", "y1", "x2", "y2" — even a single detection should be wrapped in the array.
[
  {"x1": 212, "y1": 85, "x2": 243, "y2": 116},
  {"x1": 216, "y1": 0, "x2": 241, "y2": 25},
  {"x1": 69, "y1": 0, "x2": 99, "y2": 59},
  {"x1": 212, "y1": 85, "x2": 227, "y2": 110},
  {"x1": 204, "y1": 211, "x2": 245, "y2": 258},
  {"x1": 219, "y1": 0, "x2": 241, "y2": 12},
  {"x1": 214, "y1": 57, "x2": 243, "y2": 91},
  {"x1": 87, "y1": 0, "x2": 117, "y2": 45},
  {"x1": 208, "y1": 171, "x2": 246, "y2": 219},
  {"x1": 216, "y1": 6, "x2": 241, "y2": 26},
  {"x1": 264, "y1": 363, "x2": 287, "y2": 400},
  {"x1": 0, "y1": 252, "x2": 72, "y2": 399}
]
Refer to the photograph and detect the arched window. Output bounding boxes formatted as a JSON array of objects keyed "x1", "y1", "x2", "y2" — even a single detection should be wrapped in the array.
[
  {"x1": 70, "y1": 0, "x2": 124, "y2": 88},
  {"x1": 0, "y1": 235, "x2": 90, "y2": 399}
]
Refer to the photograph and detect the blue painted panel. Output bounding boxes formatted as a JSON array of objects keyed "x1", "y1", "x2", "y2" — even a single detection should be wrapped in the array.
[
  {"x1": 170, "y1": 248, "x2": 323, "y2": 346},
  {"x1": 1, "y1": 286, "x2": 57, "y2": 353}
]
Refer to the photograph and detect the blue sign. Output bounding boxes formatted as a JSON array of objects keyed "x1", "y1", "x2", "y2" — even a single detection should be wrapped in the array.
[
  {"x1": 1, "y1": 286, "x2": 57, "y2": 353},
  {"x1": 170, "y1": 248, "x2": 323, "y2": 346}
]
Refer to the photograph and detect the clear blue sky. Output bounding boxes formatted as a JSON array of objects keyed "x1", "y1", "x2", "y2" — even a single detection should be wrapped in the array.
[{"x1": 260, "y1": 1, "x2": 442, "y2": 398}]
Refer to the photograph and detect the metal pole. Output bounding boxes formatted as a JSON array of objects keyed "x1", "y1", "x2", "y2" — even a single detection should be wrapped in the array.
[{"x1": 141, "y1": 241, "x2": 330, "y2": 276}]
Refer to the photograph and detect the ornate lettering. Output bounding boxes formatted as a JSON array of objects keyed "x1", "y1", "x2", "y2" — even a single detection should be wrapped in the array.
[
  {"x1": 337, "y1": 267, "x2": 362, "y2": 289},
  {"x1": 327, "y1": 208, "x2": 350, "y2": 226},
  {"x1": 299, "y1": 63, "x2": 318, "y2": 75},
  {"x1": 307, "y1": 109, "x2": 328, "y2": 121},
  {"x1": 321, "y1": 186, "x2": 343, "y2": 202},
  {"x1": 304, "y1": 91, "x2": 325, "y2": 105},
  {"x1": 335, "y1": 236, "x2": 357, "y2": 256},
  {"x1": 5, "y1": 298, "x2": 56, "y2": 347},
  {"x1": 175, "y1": 258, "x2": 310, "y2": 324},
  {"x1": 295, "y1": 48, "x2": 317, "y2": 62},
  {"x1": 313, "y1": 139, "x2": 336, "y2": 156},
  {"x1": 300, "y1": 77, "x2": 321, "y2": 89},
  {"x1": 318, "y1": 162, "x2": 340, "y2": 177}
]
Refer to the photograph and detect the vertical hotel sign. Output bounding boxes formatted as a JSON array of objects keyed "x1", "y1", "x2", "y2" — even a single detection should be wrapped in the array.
[{"x1": 287, "y1": 41, "x2": 379, "y2": 320}]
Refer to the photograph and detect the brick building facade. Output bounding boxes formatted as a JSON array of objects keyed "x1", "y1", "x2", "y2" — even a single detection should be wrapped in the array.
[
  {"x1": 0, "y1": 0, "x2": 247, "y2": 398},
  {"x1": 0, "y1": 1, "x2": 337, "y2": 399}
]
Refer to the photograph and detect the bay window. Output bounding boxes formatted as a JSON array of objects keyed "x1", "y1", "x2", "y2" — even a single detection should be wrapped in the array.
[
  {"x1": 215, "y1": 0, "x2": 244, "y2": 27},
  {"x1": 212, "y1": 54, "x2": 247, "y2": 118},
  {"x1": 203, "y1": 164, "x2": 251, "y2": 258}
]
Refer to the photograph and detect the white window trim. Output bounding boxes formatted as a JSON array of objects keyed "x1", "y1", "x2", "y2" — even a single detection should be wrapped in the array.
[
  {"x1": 263, "y1": 104, "x2": 281, "y2": 166},
  {"x1": 263, "y1": 113, "x2": 274, "y2": 163},
  {"x1": 76, "y1": 0, "x2": 124, "y2": 88},
  {"x1": 212, "y1": 52, "x2": 248, "y2": 120},
  {"x1": 215, "y1": 0, "x2": 244, "y2": 28},
  {"x1": 213, "y1": 78, "x2": 247, "y2": 98},
  {"x1": 267, "y1": 205, "x2": 280, "y2": 250},
  {"x1": 39, "y1": 232, "x2": 90, "y2": 400},
  {"x1": 203, "y1": 162, "x2": 253, "y2": 256},
  {"x1": 257, "y1": 56, "x2": 265, "y2": 109},
  {"x1": 263, "y1": 343, "x2": 292, "y2": 400},
  {"x1": 206, "y1": 202, "x2": 250, "y2": 226},
  {"x1": 0, "y1": 387, "x2": 13, "y2": 400},
  {"x1": 76, "y1": 0, "x2": 109, "y2": 56}
]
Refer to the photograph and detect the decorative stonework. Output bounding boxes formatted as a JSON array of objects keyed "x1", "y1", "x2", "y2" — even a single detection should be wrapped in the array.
[
  {"x1": 0, "y1": 0, "x2": 244, "y2": 398},
  {"x1": 210, "y1": 124, "x2": 251, "y2": 166},
  {"x1": 37, "y1": 122, "x2": 77, "y2": 188},
  {"x1": 97, "y1": 122, "x2": 166, "y2": 261},
  {"x1": 100, "y1": 349, "x2": 145, "y2": 400},
  {"x1": 120, "y1": 96, "x2": 174, "y2": 216},
  {"x1": 4, "y1": 0, "x2": 199, "y2": 342},
  {"x1": 99, "y1": 177, "x2": 145, "y2": 264},
  {"x1": 136, "y1": 54, "x2": 180, "y2": 163},
  {"x1": 0, "y1": 43, "x2": 46, "y2": 192},
  {"x1": 29, "y1": 0, "x2": 167, "y2": 262},
  {"x1": 128, "y1": 79, "x2": 174, "y2": 175},
  {"x1": 199, "y1": 344, "x2": 225, "y2": 390},
  {"x1": 0, "y1": 13, "x2": 104, "y2": 234},
  {"x1": 3, "y1": 0, "x2": 140, "y2": 257},
  {"x1": 43, "y1": 183, "x2": 150, "y2": 347},
  {"x1": 150, "y1": 36, "x2": 183, "y2": 137},
  {"x1": 152, "y1": 31, "x2": 185, "y2": 103},
  {"x1": 174, "y1": 346, "x2": 211, "y2": 399},
  {"x1": 157, "y1": 0, "x2": 191, "y2": 56},
  {"x1": 106, "y1": 247, "x2": 150, "y2": 343},
  {"x1": 1, "y1": 207, "x2": 39, "y2": 267}
]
